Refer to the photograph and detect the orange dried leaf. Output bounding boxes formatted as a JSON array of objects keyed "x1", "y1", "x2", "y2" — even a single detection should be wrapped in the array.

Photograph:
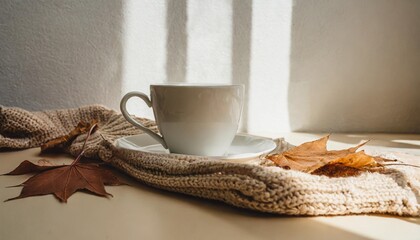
[
  {"x1": 330, "y1": 150, "x2": 380, "y2": 169},
  {"x1": 41, "y1": 120, "x2": 98, "y2": 153},
  {"x1": 267, "y1": 135, "x2": 368, "y2": 173},
  {"x1": 312, "y1": 163, "x2": 363, "y2": 177}
]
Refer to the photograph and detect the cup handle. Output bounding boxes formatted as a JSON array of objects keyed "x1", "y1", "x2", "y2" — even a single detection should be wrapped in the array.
[{"x1": 120, "y1": 91, "x2": 168, "y2": 149}]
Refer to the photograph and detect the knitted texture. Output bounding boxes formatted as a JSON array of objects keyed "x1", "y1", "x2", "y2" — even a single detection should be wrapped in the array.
[{"x1": 0, "y1": 105, "x2": 419, "y2": 216}]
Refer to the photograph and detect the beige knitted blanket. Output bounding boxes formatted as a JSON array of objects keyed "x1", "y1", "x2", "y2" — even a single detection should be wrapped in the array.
[{"x1": 1, "y1": 105, "x2": 419, "y2": 216}]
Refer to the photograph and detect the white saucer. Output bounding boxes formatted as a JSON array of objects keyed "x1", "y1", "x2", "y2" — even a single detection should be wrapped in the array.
[{"x1": 114, "y1": 133, "x2": 277, "y2": 161}]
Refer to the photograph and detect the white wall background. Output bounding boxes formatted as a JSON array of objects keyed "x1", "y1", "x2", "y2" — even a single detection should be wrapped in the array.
[
  {"x1": 0, "y1": 0, "x2": 124, "y2": 110},
  {"x1": 1, "y1": 0, "x2": 419, "y2": 133},
  {"x1": 289, "y1": 0, "x2": 420, "y2": 133}
]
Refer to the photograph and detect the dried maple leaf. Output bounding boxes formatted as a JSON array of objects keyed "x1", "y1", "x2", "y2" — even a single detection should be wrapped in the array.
[
  {"x1": 4, "y1": 122, "x2": 124, "y2": 202},
  {"x1": 329, "y1": 150, "x2": 380, "y2": 168},
  {"x1": 5, "y1": 162, "x2": 123, "y2": 202},
  {"x1": 310, "y1": 150, "x2": 383, "y2": 177},
  {"x1": 3, "y1": 160, "x2": 61, "y2": 175},
  {"x1": 312, "y1": 163, "x2": 364, "y2": 177},
  {"x1": 267, "y1": 135, "x2": 368, "y2": 173},
  {"x1": 41, "y1": 120, "x2": 98, "y2": 153},
  {"x1": 268, "y1": 136, "x2": 420, "y2": 178}
]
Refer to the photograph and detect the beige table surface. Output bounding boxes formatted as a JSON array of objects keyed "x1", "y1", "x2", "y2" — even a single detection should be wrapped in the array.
[{"x1": 0, "y1": 133, "x2": 419, "y2": 240}]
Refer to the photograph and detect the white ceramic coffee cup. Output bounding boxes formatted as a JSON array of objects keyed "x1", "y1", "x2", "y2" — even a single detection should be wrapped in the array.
[{"x1": 120, "y1": 84, "x2": 244, "y2": 156}]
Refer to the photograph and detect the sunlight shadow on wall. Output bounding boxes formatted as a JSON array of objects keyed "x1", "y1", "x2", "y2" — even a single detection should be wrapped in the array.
[
  {"x1": 186, "y1": 0, "x2": 232, "y2": 83},
  {"x1": 232, "y1": 0, "x2": 252, "y2": 132},
  {"x1": 121, "y1": 0, "x2": 167, "y2": 119},
  {"x1": 248, "y1": 0, "x2": 292, "y2": 134},
  {"x1": 288, "y1": 0, "x2": 420, "y2": 133},
  {"x1": 166, "y1": 0, "x2": 187, "y2": 83}
]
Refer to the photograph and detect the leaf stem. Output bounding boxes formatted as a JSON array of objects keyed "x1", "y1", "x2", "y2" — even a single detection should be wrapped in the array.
[
  {"x1": 71, "y1": 123, "x2": 97, "y2": 165},
  {"x1": 383, "y1": 163, "x2": 420, "y2": 169}
]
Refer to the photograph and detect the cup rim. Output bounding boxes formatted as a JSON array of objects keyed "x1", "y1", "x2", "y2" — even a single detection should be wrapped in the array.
[{"x1": 151, "y1": 83, "x2": 243, "y2": 88}]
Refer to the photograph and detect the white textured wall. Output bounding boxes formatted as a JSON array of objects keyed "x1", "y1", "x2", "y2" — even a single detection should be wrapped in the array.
[
  {"x1": 187, "y1": 0, "x2": 232, "y2": 84},
  {"x1": 121, "y1": 0, "x2": 167, "y2": 120},
  {"x1": 248, "y1": 0, "x2": 292, "y2": 133},
  {"x1": 0, "y1": 0, "x2": 124, "y2": 110},
  {"x1": 1, "y1": 0, "x2": 419, "y2": 133}
]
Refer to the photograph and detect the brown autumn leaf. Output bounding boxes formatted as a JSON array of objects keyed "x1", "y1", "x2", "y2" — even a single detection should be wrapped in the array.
[
  {"x1": 267, "y1": 135, "x2": 369, "y2": 173},
  {"x1": 5, "y1": 161, "x2": 124, "y2": 202},
  {"x1": 268, "y1": 136, "x2": 419, "y2": 177},
  {"x1": 330, "y1": 150, "x2": 380, "y2": 168},
  {"x1": 3, "y1": 160, "x2": 61, "y2": 175},
  {"x1": 4, "y1": 121, "x2": 125, "y2": 202},
  {"x1": 41, "y1": 120, "x2": 98, "y2": 153},
  {"x1": 310, "y1": 150, "x2": 382, "y2": 177},
  {"x1": 312, "y1": 163, "x2": 364, "y2": 177}
]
